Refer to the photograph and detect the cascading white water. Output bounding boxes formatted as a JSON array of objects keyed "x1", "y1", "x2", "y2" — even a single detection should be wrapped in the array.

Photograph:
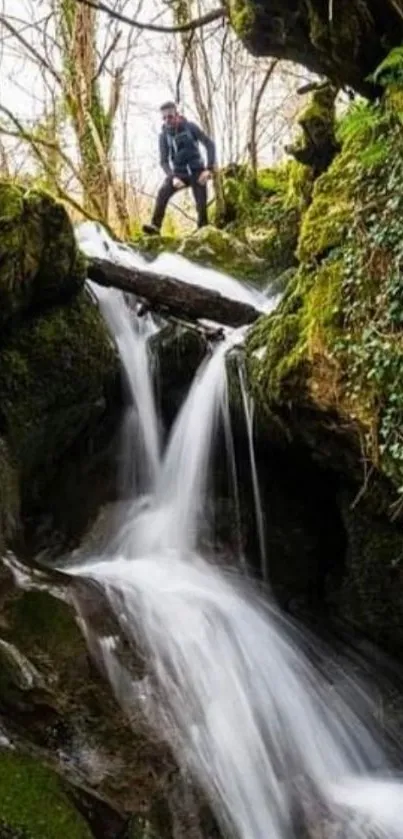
[
  {"x1": 89, "y1": 283, "x2": 160, "y2": 494},
  {"x1": 71, "y1": 224, "x2": 403, "y2": 839},
  {"x1": 238, "y1": 362, "x2": 267, "y2": 580}
]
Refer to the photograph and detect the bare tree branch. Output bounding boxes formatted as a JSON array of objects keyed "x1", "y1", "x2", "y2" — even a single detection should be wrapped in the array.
[
  {"x1": 249, "y1": 60, "x2": 278, "y2": 173},
  {"x1": 94, "y1": 29, "x2": 122, "y2": 81},
  {"x1": 0, "y1": 13, "x2": 62, "y2": 85},
  {"x1": 0, "y1": 105, "x2": 106, "y2": 225},
  {"x1": 73, "y1": 0, "x2": 227, "y2": 33}
]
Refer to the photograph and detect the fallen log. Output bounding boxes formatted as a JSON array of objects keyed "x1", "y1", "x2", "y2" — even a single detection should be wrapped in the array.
[{"x1": 86, "y1": 256, "x2": 261, "y2": 328}]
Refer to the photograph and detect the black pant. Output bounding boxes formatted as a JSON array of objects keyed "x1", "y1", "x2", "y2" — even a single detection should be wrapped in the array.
[{"x1": 152, "y1": 171, "x2": 208, "y2": 230}]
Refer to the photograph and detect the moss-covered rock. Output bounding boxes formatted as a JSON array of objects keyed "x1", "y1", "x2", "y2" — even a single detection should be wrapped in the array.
[
  {"x1": 228, "y1": 0, "x2": 403, "y2": 97},
  {"x1": 245, "y1": 81, "x2": 403, "y2": 650},
  {"x1": 296, "y1": 151, "x2": 356, "y2": 263},
  {"x1": 0, "y1": 182, "x2": 122, "y2": 554},
  {"x1": 0, "y1": 754, "x2": 92, "y2": 839},
  {"x1": 212, "y1": 163, "x2": 306, "y2": 284},
  {"x1": 248, "y1": 255, "x2": 343, "y2": 403},
  {"x1": 287, "y1": 84, "x2": 340, "y2": 176},
  {"x1": 229, "y1": 0, "x2": 255, "y2": 38},
  {"x1": 248, "y1": 88, "x2": 403, "y2": 468},
  {"x1": 0, "y1": 289, "x2": 117, "y2": 483},
  {"x1": 130, "y1": 232, "x2": 181, "y2": 260},
  {"x1": 0, "y1": 182, "x2": 86, "y2": 328},
  {"x1": 178, "y1": 225, "x2": 265, "y2": 281}
]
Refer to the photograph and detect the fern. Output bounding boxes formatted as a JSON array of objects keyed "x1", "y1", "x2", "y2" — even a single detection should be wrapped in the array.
[
  {"x1": 337, "y1": 100, "x2": 383, "y2": 144},
  {"x1": 337, "y1": 100, "x2": 390, "y2": 169}
]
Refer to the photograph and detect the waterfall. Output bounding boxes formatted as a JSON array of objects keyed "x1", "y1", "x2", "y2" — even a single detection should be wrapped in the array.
[
  {"x1": 238, "y1": 361, "x2": 267, "y2": 580},
  {"x1": 70, "y1": 224, "x2": 403, "y2": 839},
  {"x1": 89, "y1": 283, "x2": 160, "y2": 495}
]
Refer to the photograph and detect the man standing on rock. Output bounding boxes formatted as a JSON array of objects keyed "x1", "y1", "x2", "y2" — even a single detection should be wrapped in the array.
[{"x1": 142, "y1": 101, "x2": 216, "y2": 236}]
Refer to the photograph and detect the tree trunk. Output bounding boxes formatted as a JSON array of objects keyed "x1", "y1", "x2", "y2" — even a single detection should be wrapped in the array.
[{"x1": 86, "y1": 256, "x2": 261, "y2": 327}]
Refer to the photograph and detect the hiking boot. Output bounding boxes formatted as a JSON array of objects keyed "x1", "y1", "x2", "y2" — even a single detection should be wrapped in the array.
[{"x1": 142, "y1": 223, "x2": 160, "y2": 236}]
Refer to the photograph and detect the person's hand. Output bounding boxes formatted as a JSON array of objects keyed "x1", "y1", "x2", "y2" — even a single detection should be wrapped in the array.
[
  {"x1": 197, "y1": 169, "x2": 211, "y2": 186},
  {"x1": 172, "y1": 176, "x2": 185, "y2": 189}
]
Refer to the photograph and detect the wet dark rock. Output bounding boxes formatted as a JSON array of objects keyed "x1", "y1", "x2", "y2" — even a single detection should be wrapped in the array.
[{"x1": 151, "y1": 322, "x2": 209, "y2": 431}]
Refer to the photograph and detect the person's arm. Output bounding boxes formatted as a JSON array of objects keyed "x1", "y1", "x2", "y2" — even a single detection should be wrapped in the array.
[
  {"x1": 159, "y1": 131, "x2": 172, "y2": 176},
  {"x1": 188, "y1": 122, "x2": 216, "y2": 170}
]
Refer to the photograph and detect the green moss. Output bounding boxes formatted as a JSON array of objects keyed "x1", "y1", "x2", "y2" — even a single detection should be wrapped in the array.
[
  {"x1": 248, "y1": 94, "x2": 403, "y2": 496},
  {"x1": 215, "y1": 163, "x2": 304, "y2": 281},
  {"x1": 297, "y1": 150, "x2": 356, "y2": 262},
  {"x1": 0, "y1": 753, "x2": 92, "y2": 839},
  {"x1": 0, "y1": 289, "x2": 117, "y2": 483},
  {"x1": 287, "y1": 84, "x2": 339, "y2": 175},
  {"x1": 285, "y1": 160, "x2": 315, "y2": 209},
  {"x1": 298, "y1": 86, "x2": 336, "y2": 143},
  {"x1": 229, "y1": 0, "x2": 255, "y2": 37},
  {"x1": 371, "y1": 48, "x2": 403, "y2": 121},
  {"x1": 178, "y1": 225, "x2": 265, "y2": 281},
  {"x1": 130, "y1": 232, "x2": 181, "y2": 258},
  {"x1": 3, "y1": 590, "x2": 82, "y2": 660},
  {"x1": 0, "y1": 181, "x2": 85, "y2": 328},
  {"x1": 247, "y1": 256, "x2": 343, "y2": 403}
]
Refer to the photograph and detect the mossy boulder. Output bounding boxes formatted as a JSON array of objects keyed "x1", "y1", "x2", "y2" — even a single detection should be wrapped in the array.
[
  {"x1": 248, "y1": 101, "x2": 403, "y2": 491},
  {"x1": 287, "y1": 84, "x2": 340, "y2": 176},
  {"x1": 150, "y1": 323, "x2": 208, "y2": 430},
  {"x1": 178, "y1": 225, "x2": 265, "y2": 281},
  {"x1": 130, "y1": 233, "x2": 181, "y2": 260},
  {"x1": 213, "y1": 164, "x2": 306, "y2": 284},
  {"x1": 0, "y1": 183, "x2": 122, "y2": 554},
  {"x1": 243, "y1": 198, "x2": 300, "y2": 279},
  {"x1": 0, "y1": 290, "x2": 117, "y2": 485},
  {"x1": 248, "y1": 256, "x2": 344, "y2": 403},
  {"x1": 0, "y1": 182, "x2": 86, "y2": 328}
]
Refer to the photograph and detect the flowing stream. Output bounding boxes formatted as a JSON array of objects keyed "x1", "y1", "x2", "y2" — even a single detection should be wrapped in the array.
[{"x1": 70, "y1": 224, "x2": 403, "y2": 839}]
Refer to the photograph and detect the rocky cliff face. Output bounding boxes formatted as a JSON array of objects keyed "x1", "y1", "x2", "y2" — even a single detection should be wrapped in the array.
[{"x1": 245, "y1": 63, "x2": 403, "y2": 652}]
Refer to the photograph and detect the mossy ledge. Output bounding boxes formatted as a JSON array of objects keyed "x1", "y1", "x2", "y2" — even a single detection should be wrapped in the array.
[{"x1": 246, "y1": 72, "x2": 403, "y2": 651}]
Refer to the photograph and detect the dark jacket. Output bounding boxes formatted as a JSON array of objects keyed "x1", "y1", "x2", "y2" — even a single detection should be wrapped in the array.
[{"x1": 159, "y1": 118, "x2": 216, "y2": 178}]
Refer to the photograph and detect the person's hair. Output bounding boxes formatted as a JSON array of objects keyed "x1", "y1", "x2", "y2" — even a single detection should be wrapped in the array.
[{"x1": 160, "y1": 101, "x2": 176, "y2": 112}]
